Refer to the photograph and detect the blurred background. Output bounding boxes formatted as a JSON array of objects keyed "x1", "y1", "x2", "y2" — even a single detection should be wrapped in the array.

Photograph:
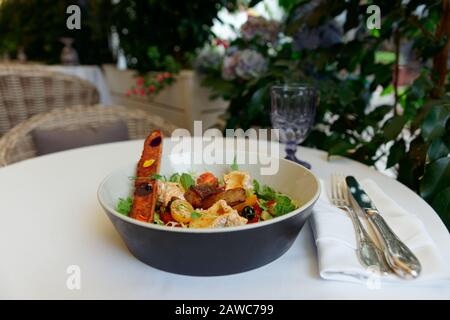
[{"x1": 0, "y1": 0, "x2": 449, "y2": 229}]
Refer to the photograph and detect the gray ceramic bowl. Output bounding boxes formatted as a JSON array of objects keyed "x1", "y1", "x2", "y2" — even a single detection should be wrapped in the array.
[{"x1": 98, "y1": 152, "x2": 320, "y2": 276}]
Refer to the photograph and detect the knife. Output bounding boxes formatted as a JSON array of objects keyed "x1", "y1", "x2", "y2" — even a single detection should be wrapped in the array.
[{"x1": 346, "y1": 176, "x2": 421, "y2": 279}]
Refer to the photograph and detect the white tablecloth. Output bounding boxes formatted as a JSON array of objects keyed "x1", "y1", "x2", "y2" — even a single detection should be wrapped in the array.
[
  {"x1": 0, "y1": 139, "x2": 449, "y2": 299},
  {"x1": 47, "y1": 65, "x2": 112, "y2": 105}
]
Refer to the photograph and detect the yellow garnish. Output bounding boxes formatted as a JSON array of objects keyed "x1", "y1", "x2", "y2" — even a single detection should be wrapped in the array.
[{"x1": 143, "y1": 159, "x2": 155, "y2": 168}]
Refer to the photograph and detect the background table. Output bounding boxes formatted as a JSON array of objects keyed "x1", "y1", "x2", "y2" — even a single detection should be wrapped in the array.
[
  {"x1": 0, "y1": 139, "x2": 449, "y2": 299},
  {"x1": 47, "y1": 65, "x2": 112, "y2": 105}
]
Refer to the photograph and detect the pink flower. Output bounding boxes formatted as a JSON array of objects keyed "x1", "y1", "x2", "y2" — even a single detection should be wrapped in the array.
[
  {"x1": 163, "y1": 72, "x2": 171, "y2": 79},
  {"x1": 126, "y1": 89, "x2": 132, "y2": 96},
  {"x1": 156, "y1": 74, "x2": 164, "y2": 82},
  {"x1": 133, "y1": 88, "x2": 139, "y2": 95},
  {"x1": 215, "y1": 38, "x2": 229, "y2": 48}
]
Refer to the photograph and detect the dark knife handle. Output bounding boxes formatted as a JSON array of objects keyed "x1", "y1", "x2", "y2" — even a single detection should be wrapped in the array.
[{"x1": 367, "y1": 210, "x2": 421, "y2": 279}]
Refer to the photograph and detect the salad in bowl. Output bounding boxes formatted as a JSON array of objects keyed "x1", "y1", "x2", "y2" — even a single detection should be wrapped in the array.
[
  {"x1": 118, "y1": 169, "x2": 299, "y2": 229},
  {"x1": 116, "y1": 130, "x2": 298, "y2": 229}
]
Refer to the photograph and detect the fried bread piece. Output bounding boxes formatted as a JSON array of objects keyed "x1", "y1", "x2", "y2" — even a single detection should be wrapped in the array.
[{"x1": 130, "y1": 130, "x2": 163, "y2": 222}]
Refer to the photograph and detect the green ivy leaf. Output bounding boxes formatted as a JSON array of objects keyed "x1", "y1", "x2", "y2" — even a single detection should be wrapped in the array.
[
  {"x1": 247, "y1": 85, "x2": 269, "y2": 119},
  {"x1": 373, "y1": 63, "x2": 393, "y2": 87},
  {"x1": 421, "y1": 104, "x2": 450, "y2": 141},
  {"x1": 383, "y1": 116, "x2": 407, "y2": 140},
  {"x1": 420, "y1": 157, "x2": 450, "y2": 202},
  {"x1": 386, "y1": 140, "x2": 406, "y2": 169},
  {"x1": 397, "y1": 137, "x2": 428, "y2": 192},
  {"x1": 431, "y1": 187, "x2": 450, "y2": 230},
  {"x1": 428, "y1": 139, "x2": 450, "y2": 162},
  {"x1": 409, "y1": 73, "x2": 433, "y2": 101},
  {"x1": 366, "y1": 105, "x2": 393, "y2": 124},
  {"x1": 249, "y1": 0, "x2": 264, "y2": 7},
  {"x1": 328, "y1": 140, "x2": 355, "y2": 158},
  {"x1": 380, "y1": 84, "x2": 394, "y2": 96},
  {"x1": 336, "y1": 82, "x2": 354, "y2": 106}
]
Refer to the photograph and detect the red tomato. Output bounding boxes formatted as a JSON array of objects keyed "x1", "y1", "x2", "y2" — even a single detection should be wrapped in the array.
[
  {"x1": 266, "y1": 200, "x2": 276, "y2": 207},
  {"x1": 247, "y1": 215, "x2": 259, "y2": 224},
  {"x1": 253, "y1": 203, "x2": 263, "y2": 216},
  {"x1": 160, "y1": 211, "x2": 175, "y2": 224},
  {"x1": 196, "y1": 172, "x2": 218, "y2": 186}
]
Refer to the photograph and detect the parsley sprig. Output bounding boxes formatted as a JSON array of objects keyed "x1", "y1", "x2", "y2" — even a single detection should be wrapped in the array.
[
  {"x1": 117, "y1": 197, "x2": 132, "y2": 216},
  {"x1": 253, "y1": 179, "x2": 297, "y2": 216},
  {"x1": 191, "y1": 211, "x2": 202, "y2": 219},
  {"x1": 230, "y1": 155, "x2": 239, "y2": 171}
]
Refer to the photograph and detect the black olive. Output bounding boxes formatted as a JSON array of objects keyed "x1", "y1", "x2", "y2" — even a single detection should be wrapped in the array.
[
  {"x1": 135, "y1": 183, "x2": 153, "y2": 196},
  {"x1": 150, "y1": 136, "x2": 162, "y2": 147},
  {"x1": 241, "y1": 206, "x2": 255, "y2": 220}
]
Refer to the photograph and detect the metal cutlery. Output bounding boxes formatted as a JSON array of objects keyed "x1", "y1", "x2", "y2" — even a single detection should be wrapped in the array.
[
  {"x1": 330, "y1": 174, "x2": 390, "y2": 274},
  {"x1": 346, "y1": 176, "x2": 421, "y2": 279}
]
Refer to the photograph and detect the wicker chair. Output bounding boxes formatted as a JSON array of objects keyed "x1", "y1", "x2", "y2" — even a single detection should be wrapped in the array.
[
  {"x1": 0, "y1": 105, "x2": 179, "y2": 166},
  {"x1": 0, "y1": 66, "x2": 100, "y2": 136}
]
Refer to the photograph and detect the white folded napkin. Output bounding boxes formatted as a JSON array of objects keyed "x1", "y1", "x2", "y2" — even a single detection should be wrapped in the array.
[{"x1": 310, "y1": 179, "x2": 450, "y2": 285}]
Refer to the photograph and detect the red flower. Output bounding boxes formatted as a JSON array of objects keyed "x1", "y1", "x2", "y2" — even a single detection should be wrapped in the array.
[
  {"x1": 163, "y1": 72, "x2": 171, "y2": 79},
  {"x1": 133, "y1": 88, "x2": 139, "y2": 95},
  {"x1": 148, "y1": 85, "x2": 156, "y2": 93},
  {"x1": 136, "y1": 77, "x2": 144, "y2": 87},
  {"x1": 140, "y1": 89, "x2": 146, "y2": 96},
  {"x1": 126, "y1": 89, "x2": 132, "y2": 96},
  {"x1": 156, "y1": 74, "x2": 164, "y2": 82}
]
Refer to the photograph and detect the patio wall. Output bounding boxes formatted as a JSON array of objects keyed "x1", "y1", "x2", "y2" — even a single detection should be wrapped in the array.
[{"x1": 102, "y1": 64, "x2": 228, "y2": 134}]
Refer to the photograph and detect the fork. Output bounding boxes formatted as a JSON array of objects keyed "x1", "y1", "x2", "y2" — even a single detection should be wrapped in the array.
[{"x1": 330, "y1": 174, "x2": 390, "y2": 274}]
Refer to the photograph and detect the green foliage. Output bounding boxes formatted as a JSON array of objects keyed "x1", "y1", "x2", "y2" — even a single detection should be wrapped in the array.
[
  {"x1": 111, "y1": 0, "x2": 236, "y2": 72},
  {"x1": 0, "y1": 0, "x2": 234, "y2": 69},
  {"x1": 432, "y1": 188, "x2": 450, "y2": 228},
  {"x1": 0, "y1": 0, "x2": 113, "y2": 64},
  {"x1": 421, "y1": 104, "x2": 450, "y2": 141},
  {"x1": 420, "y1": 157, "x2": 450, "y2": 202},
  {"x1": 199, "y1": 0, "x2": 450, "y2": 229}
]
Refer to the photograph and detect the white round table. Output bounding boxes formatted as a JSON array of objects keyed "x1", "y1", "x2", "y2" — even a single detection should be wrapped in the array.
[{"x1": 0, "y1": 139, "x2": 449, "y2": 299}]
